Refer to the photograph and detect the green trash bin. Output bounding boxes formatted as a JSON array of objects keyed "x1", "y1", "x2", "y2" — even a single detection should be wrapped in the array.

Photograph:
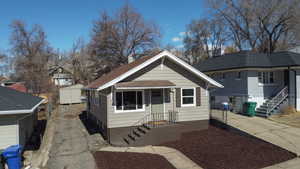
[
  {"x1": 245, "y1": 102, "x2": 257, "y2": 117},
  {"x1": 0, "y1": 150, "x2": 4, "y2": 169}
]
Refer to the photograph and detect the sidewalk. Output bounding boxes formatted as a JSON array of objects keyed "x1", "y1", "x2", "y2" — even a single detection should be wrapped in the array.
[
  {"x1": 227, "y1": 112, "x2": 300, "y2": 169},
  {"x1": 100, "y1": 146, "x2": 203, "y2": 169}
]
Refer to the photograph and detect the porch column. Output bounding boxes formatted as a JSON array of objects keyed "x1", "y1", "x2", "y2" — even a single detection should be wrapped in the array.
[
  {"x1": 296, "y1": 70, "x2": 300, "y2": 110},
  {"x1": 288, "y1": 70, "x2": 296, "y2": 108}
]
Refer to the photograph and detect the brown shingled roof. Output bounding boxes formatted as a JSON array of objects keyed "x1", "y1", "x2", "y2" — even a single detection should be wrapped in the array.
[{"x1": 86, "y1": 51, "x2": 161, "y2": 89}]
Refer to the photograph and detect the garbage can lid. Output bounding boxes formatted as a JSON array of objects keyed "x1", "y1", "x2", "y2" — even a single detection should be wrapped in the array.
[{"x1": 2, "y1": 145, "x2": 22, "y2": 156}]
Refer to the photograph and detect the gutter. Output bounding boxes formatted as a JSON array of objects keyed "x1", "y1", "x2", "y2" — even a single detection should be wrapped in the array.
[{"x1": 0, "y1": 99, "x2": 45, "y2": 115}]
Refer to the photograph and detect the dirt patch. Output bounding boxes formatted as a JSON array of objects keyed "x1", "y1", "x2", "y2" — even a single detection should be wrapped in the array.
[
  {"x1": 94, "y1": 151, "x2": 176, "y2": 169},
  {"x1": 270, "y1": 111, "x2": 300, "y2": 128},
  {"x1": 64, "y1": 114, "x2": 78, "y2": 119},
  {"x1": 160, "y1": 126, "x2": 296, "y2": 169}
]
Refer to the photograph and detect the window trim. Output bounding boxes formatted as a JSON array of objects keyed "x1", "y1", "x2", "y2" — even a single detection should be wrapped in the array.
[
  {"x1": 114, "y1": 90, "x2": 145, "y2": 113},
  {"x1": 181, "y1": 87, "x2": 196, "y2": 107}
]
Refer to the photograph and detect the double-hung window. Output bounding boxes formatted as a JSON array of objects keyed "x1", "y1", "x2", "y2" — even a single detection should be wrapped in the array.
[
  {"x1": 181, "y1": 88, "x2": 195, "y2": 106},
  {"x1": 115, "y1": 91, "x2": 144, "y2": 112},
  {"x1": 258, "y1": 72, "x2": 274, "y2": 84}
]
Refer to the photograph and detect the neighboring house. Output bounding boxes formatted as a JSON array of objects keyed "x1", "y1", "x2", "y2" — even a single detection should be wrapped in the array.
[
  {"x1": 49, "y1": 66, "x2": 73, "y2": 86},
  {"x1": 84, "y1": 50, "x2": 223, "y2": 146},
  {"x1": 8, "y1": 82, "x2": 27, "y2": 93},
  {"x1": 59, "y1": 84, "x2": 84, "y2": 104},
  {"x1": 195, "y1": 51, "x2": 300, "y2": 117},
  {"x1": 0, "y1": 86, "x2": 44, "y2": 149},
  {"x1": 289, "y1": 46, "x2": 300, "y2": 53}
]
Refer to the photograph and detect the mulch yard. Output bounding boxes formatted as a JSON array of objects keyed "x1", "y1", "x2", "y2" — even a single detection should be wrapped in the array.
[
  {"x1": 160, "y1": 125, "x2": 296, "y2": 169},
  {"x1": 93, "y1": 151, "x2": 176, "y2": 169}
]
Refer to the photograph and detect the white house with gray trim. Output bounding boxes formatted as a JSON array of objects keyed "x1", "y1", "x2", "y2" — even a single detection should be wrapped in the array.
[
  {"x1": 0, "y1": 86, "x2": 44, "y2": 149},
  {"x1": 85, "y1": 50, "x2": 223, "y2": 146},
  {"x1": 195, "y1": 51, "x2": 300, "y2": 117}
]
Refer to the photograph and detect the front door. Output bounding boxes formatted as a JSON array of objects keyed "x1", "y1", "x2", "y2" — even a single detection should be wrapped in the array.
[{"x1": 151, "y1": 89, "x2": 164, "y2": 114}]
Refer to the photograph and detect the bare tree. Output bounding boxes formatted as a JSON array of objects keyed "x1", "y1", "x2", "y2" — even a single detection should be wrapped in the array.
[
  {"x1": 10, "y1": 20, "x2": 53, "y2": 95},
  {"x1": 207, "y1": 0, "x2": 300, "y2": 53},
  {"x1": 89, "y1": 4, "x2": 161, "y2": 79},
  {"x1": 183, "y1": 18, "x2": 228, "y2": 64},
  {"x1": 68, "y1": 38, "x2": 93, "y2": 84}
]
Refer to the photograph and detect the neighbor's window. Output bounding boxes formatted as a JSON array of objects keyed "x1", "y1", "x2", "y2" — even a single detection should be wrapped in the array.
[
  {"x1": 181, "y1": 88, "x2": 195, "y2": 106},
  {"x1": 258, "y1": 72, "x2": 274, "y2": 84},
  {"x1": 115, "y1": 91, "x2": 144, "y2": 112},
  {"x1": 237, "y1": 72, "x2": 241, "y2": 79}
]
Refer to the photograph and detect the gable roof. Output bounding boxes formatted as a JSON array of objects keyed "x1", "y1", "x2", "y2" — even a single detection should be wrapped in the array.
[
  {"x1": 195, "y1": 51, "x2": 300, "y2": 72},
  {"x1": 0, "y1": 86, "x2": 44, "y2": 114},
  {"x1": 86, "y1": 50, "x2": 223, "y2": 90}
]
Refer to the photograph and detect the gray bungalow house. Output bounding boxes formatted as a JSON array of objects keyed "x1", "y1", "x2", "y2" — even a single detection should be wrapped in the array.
[
  {"x1": 195, "y1": 51, "x2": 300, "y2": 117},
  {"x1": 85, "y1": 50, "x2": 223, "y2": 146},
  {"x1": 0, "y1": 86, "x2": 44, "y2": 149}
]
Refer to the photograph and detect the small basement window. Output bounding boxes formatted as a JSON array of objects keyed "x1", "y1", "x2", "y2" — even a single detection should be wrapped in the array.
[
  {"x1": 115, "y1": 91, "x2": 144, "y2": 112},
  {"x1": 181, "y1": 88, "x2": 195, "y2": 106}
]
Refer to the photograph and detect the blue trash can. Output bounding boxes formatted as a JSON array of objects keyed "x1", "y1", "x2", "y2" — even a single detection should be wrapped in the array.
[{"x1": 2, "y1": 145, "x2": 22, "y2": 169}]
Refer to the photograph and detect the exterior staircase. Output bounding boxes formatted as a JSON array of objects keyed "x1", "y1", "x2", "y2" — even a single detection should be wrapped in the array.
[
  {"x1": 255, "y1": 86, "x2": 289, "y2": 117},
  {"x1": 122, "y1": 111, "x2": 178, "y2": 145}
]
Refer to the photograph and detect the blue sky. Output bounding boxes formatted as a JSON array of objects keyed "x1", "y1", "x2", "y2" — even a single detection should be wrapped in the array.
[{"x1": 0, "y1": 0, "x2": 207, "y2": 52}]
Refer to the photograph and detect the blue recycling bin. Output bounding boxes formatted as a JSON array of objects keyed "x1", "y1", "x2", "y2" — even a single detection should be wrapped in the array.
[
  {"x1": 2, "y1": 145, "x2": 22, "y2": 169},
  {"x1": 222, "y1": 102, "x2": 230, "y2": 111}
]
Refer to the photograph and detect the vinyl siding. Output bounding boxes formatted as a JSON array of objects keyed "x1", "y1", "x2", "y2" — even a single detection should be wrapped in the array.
[
  {"x1": 88, "y1": 89, "x2": 108, "y2": 127},
  {"x1": 107, "y1": 58, "x2": 210, "y2": 128},
  {"x1": 59, "y1": 85, "x2": 83, "y2": 104},
  {"x1": 0, "y1": 115, "x2": 18, "y2": 149},
  {"x1": 247, "y1": 70, "x2": 285, "y2": 107}
]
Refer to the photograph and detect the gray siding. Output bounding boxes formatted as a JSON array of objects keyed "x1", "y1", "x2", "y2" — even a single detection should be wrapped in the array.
[
  {"x1": 247, "y1": 70, "x2": 285, "y2": 107},
  {"x1": 209, "y1": 70, "x2": 285, "y2": 109},
  {"x1": 89, "y1": 89, "x2": 108, "y2": 128},
  {"x1": 0, "y1": 115, "x2": 18, "y2": 149},
  {"x1": 59, "y1": 85, "x2": 83, "y2": 104},
  {"x1": 107, "y1": 58, "x2": 210, "y2": 128},
  {"x1": 210, "y1": 71, "x2": 248, "y2": 97}
]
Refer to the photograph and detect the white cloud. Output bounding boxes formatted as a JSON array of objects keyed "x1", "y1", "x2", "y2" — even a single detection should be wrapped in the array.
[
  {"x1": 172, "y1": 37, "x2": 182, "y2": 42},
  {"x1": 179, "y1": 32, "x2": 186, "y2": 36}
]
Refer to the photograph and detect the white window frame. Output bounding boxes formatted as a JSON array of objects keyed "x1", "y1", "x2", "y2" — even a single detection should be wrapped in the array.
[
  {"x1": 181, "y1": 87, "x2": 196, "y2": 107},
  {"x1": 258, "y1": 72, "x2": 275, "y2": 85},
  {"x1": 114, "y1": 90, "x2": 145, "y2": 113}
]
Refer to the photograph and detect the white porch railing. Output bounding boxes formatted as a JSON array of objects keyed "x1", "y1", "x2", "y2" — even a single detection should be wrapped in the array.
[{"x1": 266, "y1": 86, "x2": 288, "y2": 115}]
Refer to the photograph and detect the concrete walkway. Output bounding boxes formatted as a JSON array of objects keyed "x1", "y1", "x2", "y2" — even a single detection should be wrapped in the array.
[
  {"x1": 227, "y1": 112, "x2": 300, "y2": 169},
  {"x1": 100, "y1": 146, "x2": 203, "y2": 169}
]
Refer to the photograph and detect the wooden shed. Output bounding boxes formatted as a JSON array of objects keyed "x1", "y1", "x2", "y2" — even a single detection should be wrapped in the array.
[{"x1": 59, "y1": 84, "x2": 83, "y2": 104}]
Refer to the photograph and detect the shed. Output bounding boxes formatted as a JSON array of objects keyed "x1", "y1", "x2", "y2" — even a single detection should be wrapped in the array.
[{"x1": 59, "y1": 84, "x2": 83, "y2": 104}]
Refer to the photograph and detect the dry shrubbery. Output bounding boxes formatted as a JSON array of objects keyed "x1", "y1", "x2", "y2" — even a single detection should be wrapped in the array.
[{"x1": 281, "y1": 106, "x2": 298, "y2": 115}]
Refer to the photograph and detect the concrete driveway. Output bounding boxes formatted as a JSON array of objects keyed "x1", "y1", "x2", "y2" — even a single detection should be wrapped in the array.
[
  {"x1": 46, "y1": 105, "x2": 105, "y2": 169},
  {"x1": 227, "y1": 112, "x2": 300, "y2": 169}
]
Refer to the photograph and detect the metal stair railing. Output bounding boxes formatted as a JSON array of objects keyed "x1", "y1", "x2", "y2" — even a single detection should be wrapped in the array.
[
  {"x1": 126, "y1": 111, "x2": 178, "y2": 144},
  {"x1": 266, "y1": 86, "x2": 288, "y2": 116}
]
